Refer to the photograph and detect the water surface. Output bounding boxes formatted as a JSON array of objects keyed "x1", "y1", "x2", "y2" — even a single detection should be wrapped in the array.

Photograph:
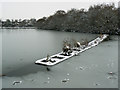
[{"x1": 1, "y1": 29, "x2": 118, "y2": 88}]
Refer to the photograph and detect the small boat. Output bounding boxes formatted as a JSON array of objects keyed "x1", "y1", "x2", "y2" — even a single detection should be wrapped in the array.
[{"x1": 35, "y1": 34, "x2": 109, "y2": 66}]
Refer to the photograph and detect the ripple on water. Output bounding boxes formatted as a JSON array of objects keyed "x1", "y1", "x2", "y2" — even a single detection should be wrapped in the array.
[
  {"x1": 27, "y1": 79, "x2": 35, "y2": 82},
  {"x1": 44, "y1": 81, "x2": 50, "y2": 84},
  {"x1": 107, "y1": 76, "x2": 117, "y2": 80}
]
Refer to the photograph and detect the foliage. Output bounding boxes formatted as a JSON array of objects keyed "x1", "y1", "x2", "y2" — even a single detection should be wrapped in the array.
[
  {"x1": 2, "y1": 18, "x2": 36, "y2": 27},
  {"x1": 36, "y1": 3, "x2": 119, "y2": 35},
  {"x1": 1, "y1": 3, "x2": 119, "y2": 35}
]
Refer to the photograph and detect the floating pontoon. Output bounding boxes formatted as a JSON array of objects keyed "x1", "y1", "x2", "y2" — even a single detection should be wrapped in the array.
[{"x1": 35, "y1": 34, "x2": 109, "y2": 66}]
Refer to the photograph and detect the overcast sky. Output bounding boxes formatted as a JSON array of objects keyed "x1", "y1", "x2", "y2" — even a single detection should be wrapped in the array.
[{"x1": 1, "y1": 0, "x2": 119, "y2": 20}]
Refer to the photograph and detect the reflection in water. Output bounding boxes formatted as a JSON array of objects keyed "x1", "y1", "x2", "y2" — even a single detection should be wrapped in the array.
[{"x1": 107, "y1": 76, "x2": 117, "y2": 80}]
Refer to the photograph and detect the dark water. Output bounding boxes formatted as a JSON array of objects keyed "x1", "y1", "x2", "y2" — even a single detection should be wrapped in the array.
[{"x1": 1, "y1": 29, "x2": 118, "y2": 88}]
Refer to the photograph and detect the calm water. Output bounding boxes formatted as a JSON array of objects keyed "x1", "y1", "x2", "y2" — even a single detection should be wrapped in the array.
[{"x1": 0, "y1": 29, "x2": 118, "y2": 88}]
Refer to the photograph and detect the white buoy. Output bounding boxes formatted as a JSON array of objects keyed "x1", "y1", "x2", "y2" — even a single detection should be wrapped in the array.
[
  {"x1": 79, "y1": 67, "x2": 84, "y2": 70},
  {"x1": 48, "y1": 77, "x2": 50, "y2": 80},
  {"x1": 67, "y1": 73, "x2": 70, "y2": 76}
]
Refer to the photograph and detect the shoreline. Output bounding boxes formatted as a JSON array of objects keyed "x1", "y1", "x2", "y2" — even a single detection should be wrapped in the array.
[
  {"x1": 1, "y1": 27, "x2": 119, "y2": 35},
  {"x1": 0, "y1": 27, "x2": 36, "y2": 29},
  {"x1": 36, "y1": 28, "x2": 120, "y2": 35}
]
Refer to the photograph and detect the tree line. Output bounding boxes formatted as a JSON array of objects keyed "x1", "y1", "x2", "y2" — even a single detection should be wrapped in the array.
[
  {"x1": 35, "y1": 3, "x2": 119, "y2": 35},
  {"x1": 1, "y1": 3, "x2": 120, "y2": 35},
  {"x1": 1, "y1": 19, "x2": 36, "y2": 28}
]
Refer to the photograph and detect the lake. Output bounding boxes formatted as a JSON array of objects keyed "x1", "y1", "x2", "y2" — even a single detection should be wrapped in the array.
[{"x1": 0, "y1": 29, "x2": 118, "y2": 88}]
